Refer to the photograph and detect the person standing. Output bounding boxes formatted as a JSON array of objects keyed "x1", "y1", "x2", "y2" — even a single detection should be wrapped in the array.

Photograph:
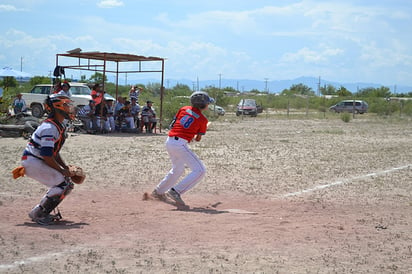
[
  {"x1": 91, "y1": 83, "x2": 104, "y2": 105},
  {"x1": 57, "y1": 81, "x2": 72, "y2": 97},
  {"x1": 151, "y1": 91, "x2": 213, "y2": 207}
]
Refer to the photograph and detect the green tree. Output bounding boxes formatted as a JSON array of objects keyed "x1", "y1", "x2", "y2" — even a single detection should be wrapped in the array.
[
  {"x1": 320, "y1": 84, "x2": 337, "y2": 95},
  {"x1": 281, "y1": 83, "x2": 315, "y2": 96},
  {"x1": 168, "y1": 83, "x2": 192, "y2": 96},
  {"x1": 0, "y1": 76, "x2": 18, "y2": 89},
  {"x1": 88, "y1": 72, "x2": 107, "y2": 84},
  {"x1": 356, "y1": 86, "x2": 391, "y2": 98},
  {"x1": 336, "y1": 86, "x2": 352, "y2": 96},
  {"x1": 29, "y1": 76, "x2": 51, "y2": 86}
]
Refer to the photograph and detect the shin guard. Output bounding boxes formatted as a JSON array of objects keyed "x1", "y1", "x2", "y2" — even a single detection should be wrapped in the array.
[{"x1": 29, "y1": 180, "x2": 74, "y2": 219}]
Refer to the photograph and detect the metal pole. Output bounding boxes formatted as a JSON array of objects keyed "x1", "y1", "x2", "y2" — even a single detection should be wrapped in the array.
[{"x1": 159, "y1": 59, "x2": 165, "y2": 133}]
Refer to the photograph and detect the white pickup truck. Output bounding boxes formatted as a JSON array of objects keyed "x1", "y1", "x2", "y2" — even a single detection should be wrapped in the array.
[{"x1": 21, "y1": 83, "x2": 115, "y2": 118}]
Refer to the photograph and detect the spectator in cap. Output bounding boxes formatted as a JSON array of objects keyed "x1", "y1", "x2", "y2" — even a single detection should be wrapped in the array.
[
  {"x1": 140, "y1": 100, "x2": 157, "y2": 133},
  {"x1": 57, "y1": 81, "x2": 72, "y2": 97},
  {"x1": 117, "y1": 100, "x2": 135, "y2": 129},
  {"x1": 13, "y1": 93, "x2": 27, "y2": 115}
]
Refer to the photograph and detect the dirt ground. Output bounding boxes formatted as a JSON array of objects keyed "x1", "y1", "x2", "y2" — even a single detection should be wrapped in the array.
[{"x1": 0, "y1": 115, "x2": 411, "y2": 273}]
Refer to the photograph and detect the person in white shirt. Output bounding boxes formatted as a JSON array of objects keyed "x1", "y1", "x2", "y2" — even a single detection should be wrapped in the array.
[
  {"x1": 57, "y1": 82, "x2": 72, "y2": 97},
  {"x1": 13, "y1": 93, "x2": 27, "y2": 114}
]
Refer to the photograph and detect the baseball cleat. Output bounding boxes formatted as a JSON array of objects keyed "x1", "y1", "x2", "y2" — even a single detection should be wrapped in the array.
[
  {"x1": 166, "y1": 188, "x2": 186, "y2": 206},
  {"x1": 31, "y1": 214, "x2": 61, "y2": 226},
  {"x1": 151, "y1": 189, "x2": 167, "y2": 201}
]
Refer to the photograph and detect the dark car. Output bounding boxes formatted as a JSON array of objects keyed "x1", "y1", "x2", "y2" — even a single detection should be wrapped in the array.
[{"x1": 236, "y1": 99, "x2": 258, "y2": 117}]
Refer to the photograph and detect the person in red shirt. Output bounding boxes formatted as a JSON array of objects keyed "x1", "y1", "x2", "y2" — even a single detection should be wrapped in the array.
[
  {"x1": 151, "y1": 91, "x2": 213, "y2": 207},
  {"x1": 91, "y1": 83, "x2": 104, "y2": 105}
]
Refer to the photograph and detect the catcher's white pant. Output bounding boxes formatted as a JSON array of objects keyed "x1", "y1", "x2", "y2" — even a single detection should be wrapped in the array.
[
  {"x1": 156, "y1": 136, "x2": 206, "y2": 195},
  {"x1": 22, "y1": 156, "x2": 64, "y2": 188}
]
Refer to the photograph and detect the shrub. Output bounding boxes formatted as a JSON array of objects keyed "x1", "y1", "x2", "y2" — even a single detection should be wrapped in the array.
[{"x1": 341, "y1": 113, "x2": 351, "y2": 122}]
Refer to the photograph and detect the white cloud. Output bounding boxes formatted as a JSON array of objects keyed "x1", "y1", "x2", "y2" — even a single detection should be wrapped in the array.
[
  {"x1": 281, "y1": 46, "x2": 344, "y2": 64},
  {"x1": 0, "y1": 4, "x2": 19, "y2": 12},
  {"x1": 97, "y1": 0, "x2": 124, "y2": 8}
]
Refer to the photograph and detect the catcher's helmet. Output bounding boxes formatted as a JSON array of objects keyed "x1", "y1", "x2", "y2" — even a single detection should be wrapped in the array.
[
  {"x1": 44, "y1": 94, "x2": 75, "y2": 120},
  {"x1": 190, "y1": 91, "x2": 214, "y2": 109}
]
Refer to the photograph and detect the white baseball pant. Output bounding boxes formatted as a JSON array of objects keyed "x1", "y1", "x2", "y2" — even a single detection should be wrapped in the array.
[
  {"x1": 156, "y1": 136, "x2": 206, "y2": 194},
  {"x1": 22, "y1": 156, "x2": 64, "y2": 188}
]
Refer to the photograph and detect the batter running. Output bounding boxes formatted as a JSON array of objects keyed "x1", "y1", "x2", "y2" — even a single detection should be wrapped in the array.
[{"x1": 151, "y1": 91, "x2": 213, "y2": 206}]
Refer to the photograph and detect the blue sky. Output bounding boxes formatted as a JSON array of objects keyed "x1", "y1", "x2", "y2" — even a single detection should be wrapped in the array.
[{"x1": 1, "y1": 0, "x2": 411, "y2": 87}]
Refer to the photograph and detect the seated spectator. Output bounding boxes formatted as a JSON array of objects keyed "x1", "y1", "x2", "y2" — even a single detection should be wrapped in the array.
[
  {"x1": 13, "y1": 93, "x2": 27, "y2": 115},
  {"x1": 114, "y1": 96, "x2": 125, "y2": 131},
  {"x1": 105, "y1": 99, "x2": 116, "y2": 132},
  {"x1": 117, "y1": 100, "x2": 135, "y2": 129},
  {"x1": 130, "y1": 97, "x2": 141, "y2": 129},
  {"x1": 95, "y1": 101, "x2": 110, "y2": 133},
  {"x1": 77, "y1": 100, "x2": 97, "y2": 133},
  {"x1": 140, "y1": 100, "x2": 157, "y2": 133}
]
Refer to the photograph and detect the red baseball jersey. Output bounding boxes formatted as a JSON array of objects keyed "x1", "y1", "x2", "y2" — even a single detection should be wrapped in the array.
[{"x1": 169, "y1": 106, "x2": 208, "y2": 142}]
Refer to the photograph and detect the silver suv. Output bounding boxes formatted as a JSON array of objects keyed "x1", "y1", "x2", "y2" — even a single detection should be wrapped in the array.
[{"x1": 329, "y1": 100, "x2": 368, "y2": 114}]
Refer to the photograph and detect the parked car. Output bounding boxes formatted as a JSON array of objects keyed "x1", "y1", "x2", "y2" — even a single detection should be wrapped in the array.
[
  {"x1": 208, "y1": 104, "x2": 225, "y2": 116},
  {"x1": 329, "y1": 100, "x2": 368, "y2": 114},
  {"x1": 236, "y1": 99, "x2": 258, "y2": 117},
  {"x1": 21, "y1": 83, "x2": 115, "y2": 118}
]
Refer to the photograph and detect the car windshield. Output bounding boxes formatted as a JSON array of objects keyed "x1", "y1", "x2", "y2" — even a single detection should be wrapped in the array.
[
  {"x1": 240, "y1": 100, "x2": 256, "y2": 106},
  {"x1": 70, "y1": 86, "x2": 90, "y2": 95}
]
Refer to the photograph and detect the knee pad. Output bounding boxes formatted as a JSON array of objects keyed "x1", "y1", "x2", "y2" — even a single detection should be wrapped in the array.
[{"x1": 40, "y1": 180, "x2": 74, "y2": 214}]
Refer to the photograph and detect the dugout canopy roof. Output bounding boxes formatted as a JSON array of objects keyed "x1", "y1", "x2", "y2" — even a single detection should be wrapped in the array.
[{"x1": 55, "y1": 49, "x2": 166, "y2": 129}]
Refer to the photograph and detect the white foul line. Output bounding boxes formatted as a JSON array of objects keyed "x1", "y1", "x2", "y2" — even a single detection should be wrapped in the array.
[
  {"x1": 0, "y1": 248, "x2": 83, "y2": 271},
  {"x1": 282, "y1": 164, "x2": 411, "y2": 198}
]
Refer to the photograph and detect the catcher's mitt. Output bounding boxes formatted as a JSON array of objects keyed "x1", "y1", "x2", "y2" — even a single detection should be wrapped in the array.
[{"x1": 68, "y1": 165, "x2": 86, "y2": 184}]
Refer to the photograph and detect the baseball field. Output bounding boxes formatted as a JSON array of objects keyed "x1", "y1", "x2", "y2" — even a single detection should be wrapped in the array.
[{"x1": 0, "y1": 115, "x2": 411, "y2": 273}]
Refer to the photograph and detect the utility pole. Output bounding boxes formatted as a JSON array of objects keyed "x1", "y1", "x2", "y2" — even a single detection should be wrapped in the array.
[
  {"x1": 215, "y1": 73, "x2": 222, "y2": 115},
  {"x1": 317, "y1": 76, "x2": 321, "y2": 96},
  {"x1": 264, "y1": 78, "x2": 269, "y2": 92},
  {"x1": 197, "y1": 76, "x2": 199, "y2": 91}
]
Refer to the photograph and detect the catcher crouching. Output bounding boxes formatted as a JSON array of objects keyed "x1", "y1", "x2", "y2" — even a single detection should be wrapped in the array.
[{"x1": 12, "y1": 94, "x2": 85, "y2": 225}]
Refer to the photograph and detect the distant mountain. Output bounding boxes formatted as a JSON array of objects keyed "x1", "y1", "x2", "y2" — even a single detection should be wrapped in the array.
[
  {"x1": 109, "y1": 75, "x2": 412, "y2": 94},
  {"x1": 165, "y1": 76, "x2": 411, "y2": 94}
]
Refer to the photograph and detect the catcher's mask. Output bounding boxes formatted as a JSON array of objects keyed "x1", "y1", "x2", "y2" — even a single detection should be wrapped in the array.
[
  {"x1": 44, "y1": 95, "x2": 75, "y2": 120},
  {"x1": 190, "y1": 91, "x2": 214, "y2": 109}
]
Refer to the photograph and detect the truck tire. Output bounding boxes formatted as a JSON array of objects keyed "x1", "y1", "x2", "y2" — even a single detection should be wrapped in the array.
[{"x1": 31, "y1": 104, "x2": 44, "y2": 118}]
